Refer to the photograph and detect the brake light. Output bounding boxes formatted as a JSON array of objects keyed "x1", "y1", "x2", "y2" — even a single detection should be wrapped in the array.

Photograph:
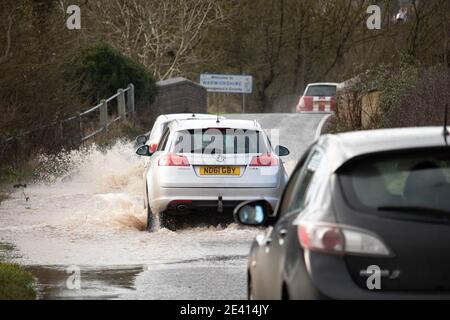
[
  {"x1": 304, "y1": 96, "x2": 313, "y2": 110},
  {"x1": 250, "y1": 153, "x2": 279, "y2": 167},
  {"x1": 297, "y1": 222, "x2": 392, "y2": 257},
  {"x1": 158, "y1": 153, "x2": 190, "y2": 167},
  {"x1": 149, "y1": 143, "x2": 158, "y2": 153},
  {"x1": 296, "y1": 97, "x2": 305, "y2": 112}
]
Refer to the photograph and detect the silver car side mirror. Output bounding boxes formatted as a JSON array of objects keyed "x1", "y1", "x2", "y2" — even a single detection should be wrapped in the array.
[
  {"x1": 136, "y1": 145, "x2": 150, "y2": 157},
  {"x1": 275, "y1": 145, "x2": 290, "y2": 157}
]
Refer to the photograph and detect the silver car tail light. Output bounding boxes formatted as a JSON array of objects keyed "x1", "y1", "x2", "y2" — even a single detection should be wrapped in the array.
[
  {"x1": 158, "y1": 153, "x2": 190, "y2": 167},
  {"x1": 249, "y1": 153, "x2": 279, "y2": 167}
]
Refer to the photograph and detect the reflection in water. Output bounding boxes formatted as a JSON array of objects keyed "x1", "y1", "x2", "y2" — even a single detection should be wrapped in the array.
[{"x1": 27, "y1": 265, "x2": 144, "y2": 300}]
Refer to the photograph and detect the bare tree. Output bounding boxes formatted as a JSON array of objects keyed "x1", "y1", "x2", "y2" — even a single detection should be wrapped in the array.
[
  {"x1": 0, "y1": 8, "x2": 16, "y2": 65},
  {"x1": 241, "y1": 0, "x2": 286, "y2": 112},
  {"x1": 86, "y1": 0, "x2": 224, "y2": 79}
]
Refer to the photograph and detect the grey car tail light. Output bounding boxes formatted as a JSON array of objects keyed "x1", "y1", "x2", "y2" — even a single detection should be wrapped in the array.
[{"x1": 297, "y1": 222, "x2": 393, "y2": 257}]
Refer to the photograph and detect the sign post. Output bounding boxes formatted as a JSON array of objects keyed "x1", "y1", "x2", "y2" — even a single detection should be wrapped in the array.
[{"x1": 200, "y1": 74, "x2": 253, "y2": 113}]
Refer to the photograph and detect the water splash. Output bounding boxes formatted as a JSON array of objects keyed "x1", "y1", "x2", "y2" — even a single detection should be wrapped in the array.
[
  {"x1": 2, "y1": 140, "x2": 146, "y2": 232},
  {"x1": 0, "y1": 140, "x2": 258, "y2": 265},
  {"x1": 36, "y1": 140, "x2": 144, "y2": 193}
]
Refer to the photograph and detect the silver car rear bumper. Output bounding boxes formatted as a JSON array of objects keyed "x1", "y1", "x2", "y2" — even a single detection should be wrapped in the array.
[{"x1": 149, "y1": 187, "x2": 281, "y2": 214}]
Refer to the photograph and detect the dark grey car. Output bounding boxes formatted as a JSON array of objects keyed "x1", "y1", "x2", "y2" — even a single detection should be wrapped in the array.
[{"x1": 235, "y1": 127, "x2": 450, "y2": 299}]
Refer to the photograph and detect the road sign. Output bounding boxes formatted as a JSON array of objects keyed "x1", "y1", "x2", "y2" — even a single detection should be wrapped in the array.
[{"x1": 200, "y1": 74, "x2": 253, "y2": 94}]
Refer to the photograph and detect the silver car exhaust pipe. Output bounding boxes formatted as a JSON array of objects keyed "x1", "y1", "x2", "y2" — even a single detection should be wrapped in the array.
[
  {"x1": 218, "y1": 196, "x2": 223, "y2": 214},
  {"x1": 176, "y1": 204, "x2": 188, "y2": 212}
]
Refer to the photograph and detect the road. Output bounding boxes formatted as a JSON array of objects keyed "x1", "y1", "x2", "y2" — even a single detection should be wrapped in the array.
[
  {"x1": 227, "y1": 113, "x2": 328, "y2": 172},
  {"x1": 0, "y1": 113, "x2": 327, "y2": 300}
]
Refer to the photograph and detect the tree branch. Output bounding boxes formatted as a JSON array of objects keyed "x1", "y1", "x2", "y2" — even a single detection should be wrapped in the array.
[{"x1": 0, "y1": 9, "x2": 15, "y2": 65}]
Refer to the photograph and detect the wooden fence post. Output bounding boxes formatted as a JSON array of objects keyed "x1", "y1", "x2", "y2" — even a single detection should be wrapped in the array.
[
  {"x1": 79, "y1": 113, "x2": 84, "y2": 146},
  {"x1": 127, "y1": 84, "x2": 135, "y2": 115},
  {"x1": 118, "y1": 89, "x2": 126, "y2": 119},
  {"x1": 100, "y1": 99, "x2": 108, "y2": 135}
]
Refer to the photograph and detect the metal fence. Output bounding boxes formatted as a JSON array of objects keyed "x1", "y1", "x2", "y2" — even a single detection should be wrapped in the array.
[{"x1": 4, "y1": 83, "x2": 135, "y2": 145}]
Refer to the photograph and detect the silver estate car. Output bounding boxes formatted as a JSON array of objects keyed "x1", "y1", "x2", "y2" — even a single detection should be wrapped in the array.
[{"x1": 136, "y1": 118, "x2": 290, "y2": 231}]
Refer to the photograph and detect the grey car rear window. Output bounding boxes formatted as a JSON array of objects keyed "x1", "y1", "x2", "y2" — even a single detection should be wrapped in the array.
[{"x1": 339, "y1": 149, "x2": 450, "y2": 217}]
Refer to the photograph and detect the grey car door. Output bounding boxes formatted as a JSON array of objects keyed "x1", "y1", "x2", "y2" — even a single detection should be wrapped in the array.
[
  {"x1": 256, "y1": 148, "x2": 323, "y2": 299},
  {"x1": 252, "y1": 146, "x2": 315, "y2": 299}
]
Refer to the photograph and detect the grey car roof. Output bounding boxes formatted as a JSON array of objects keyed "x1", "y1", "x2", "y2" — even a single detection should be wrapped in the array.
[{"x1": 317, "y1": 127, "x2": 448, "y2": 172}]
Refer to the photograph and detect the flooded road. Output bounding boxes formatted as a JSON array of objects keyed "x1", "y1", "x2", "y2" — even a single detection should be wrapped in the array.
[
  {"x1": 0, "y1": 114, "x2": 327, "y2": 299},
  {"x1": 0, "y1": 140, "x2": 258, "y2": 299}
]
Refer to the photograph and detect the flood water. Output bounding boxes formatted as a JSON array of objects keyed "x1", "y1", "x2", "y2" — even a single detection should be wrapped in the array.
[{"x1": 0, "y1": 141, "x2": 257, "y2": 299}]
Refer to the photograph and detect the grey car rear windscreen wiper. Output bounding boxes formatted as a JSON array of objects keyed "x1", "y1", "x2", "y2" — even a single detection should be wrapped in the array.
[{"x1": 377, "y1": 206, "x2": 450, "y2": 222}]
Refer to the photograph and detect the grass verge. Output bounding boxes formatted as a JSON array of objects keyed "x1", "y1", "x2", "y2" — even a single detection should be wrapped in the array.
[{"x1": 0, "y1": 263, "x2": 36, "y2": 300}]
